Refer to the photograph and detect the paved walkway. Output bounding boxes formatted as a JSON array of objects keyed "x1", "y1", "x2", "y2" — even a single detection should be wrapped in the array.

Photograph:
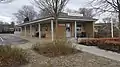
[{"x1": 73, "y1": 43, "x2": 120, "y2": 62}]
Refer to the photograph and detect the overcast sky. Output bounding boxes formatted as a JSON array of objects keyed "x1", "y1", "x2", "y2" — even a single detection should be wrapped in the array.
[{"x1": 0, "y1": 0, "x2": 91, "y2": 22}]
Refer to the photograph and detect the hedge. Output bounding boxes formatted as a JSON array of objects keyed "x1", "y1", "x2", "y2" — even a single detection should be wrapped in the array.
[{"x1": 79, "y1": 38, "x2": 120, "y2": 53}]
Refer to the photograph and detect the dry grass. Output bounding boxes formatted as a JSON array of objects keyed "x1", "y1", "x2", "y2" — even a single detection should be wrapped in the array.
[
  {"x1": 0, "y1": 45, "x2": 28, "y2": 67},
  {"x1": 32, "y1": 39, "x2": 80, "y2": 57}
]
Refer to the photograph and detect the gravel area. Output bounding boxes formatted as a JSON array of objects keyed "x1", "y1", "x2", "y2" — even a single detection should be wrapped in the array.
[{"x1": 21, "y1": 50, "x2": 120, "y2": 67}]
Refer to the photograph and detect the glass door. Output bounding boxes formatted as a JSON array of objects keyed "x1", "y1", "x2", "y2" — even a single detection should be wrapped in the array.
[{"x1": 66, "y1": 23, "x2": 71, "y2": 38}]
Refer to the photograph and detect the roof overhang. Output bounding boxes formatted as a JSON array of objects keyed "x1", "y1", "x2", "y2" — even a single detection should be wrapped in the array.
[
  {"x1": 58, "y1": 18, "x2": 97, "y2": 22},
  {"x1": 18, "y1": 17, "x2": 53, "y2": 26},
  {"x1": 18, "y1": 17, "x2": 97, "y2": 26}
]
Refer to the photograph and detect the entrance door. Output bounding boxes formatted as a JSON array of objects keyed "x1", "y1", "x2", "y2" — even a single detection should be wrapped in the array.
[{"x1": 66, "y1": 23, "x2": 71, "y2": 38}]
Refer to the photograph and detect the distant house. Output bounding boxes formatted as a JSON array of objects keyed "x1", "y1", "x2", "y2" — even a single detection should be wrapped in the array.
[
  {"x1": 18, "y1": 13, "x2": 97, "y2": 41},
  {"x1": 0, "y1": 24, "x2": 15, "y2": 33},
  {"x1": 94, "y1": 23, "x2": 119, "y2": 37}
]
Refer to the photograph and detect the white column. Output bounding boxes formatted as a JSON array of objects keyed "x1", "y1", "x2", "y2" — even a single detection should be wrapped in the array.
[
  {"x1": 20, "y1": 27, "x2": 22, "y2": 33},
  {"x1": 25, "y1": 26, "x2": 27, "y2": 36},
  {"x1": 111, "y1": 18, "x2": 114, "y2": 38},
  {"x1": 75, "y1": 21, "x2": 77, "y2": 39},
  {"x1": 51, "y1": 20, "x2": 54, "y2": 41},
  {"x1": 38, "y1": 23, "x2": 41, "y2": 39},
  {"x1": 93, "y1": 22, "x2": 95, "y2": 38},
  {"x1": 30, "y1": 25, "x2": 32, "y2": 37},
  {"x1": 20, "y1": 27, "x2": 22, "y2": 36}
]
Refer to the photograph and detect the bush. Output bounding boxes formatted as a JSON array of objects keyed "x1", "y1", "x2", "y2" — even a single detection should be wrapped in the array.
[
  {"x1": 79, "y1": 39, "x2": 101, "y2": 46},
  {"x1": 32, "y1": 39, "x2": 80, "y2": 57},
  {"x1": 0, "y1": 45, "x2": 28, "y2": 67},
  {"x1": 97, "y1": 41, "x2": 120, "y2": 52},
  {"x1": 79, "y1": 38, "x2": 120, "y2": 53}
]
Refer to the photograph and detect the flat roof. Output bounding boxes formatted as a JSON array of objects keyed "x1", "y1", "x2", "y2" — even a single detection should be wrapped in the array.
[{"x1": 18, "y1": 16, "x2": 97, "y2": 26}]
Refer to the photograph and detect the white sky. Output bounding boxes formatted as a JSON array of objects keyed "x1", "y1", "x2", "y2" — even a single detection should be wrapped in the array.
[
  {"x1": 0, "y1": 0, "x2": 91, "y2": 22},
  {"x1": 0, "y1": 0, "x2": 109, "y2": 23}
]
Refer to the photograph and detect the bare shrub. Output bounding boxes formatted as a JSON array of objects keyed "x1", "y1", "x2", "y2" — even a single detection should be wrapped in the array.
[
  {"x1": 32, "y1": 39, "x2": 80, "y2": 57},
  {"x1": 0, "y1": 45, "x2": 28, "y2": 67}
]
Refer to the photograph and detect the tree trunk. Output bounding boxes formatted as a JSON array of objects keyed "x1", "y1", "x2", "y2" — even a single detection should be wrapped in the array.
[
  {"x1": 117, "y1": 0, "x2": 120, "y2": 37},
  {"x1": 118, "y1": 13, "x2": 120, "y2": 37}
]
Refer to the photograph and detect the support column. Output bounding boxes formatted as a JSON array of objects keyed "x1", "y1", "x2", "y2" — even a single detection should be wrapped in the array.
[
  {"x1": 111, "y1": 18, "x2": 114, "y2": 38},
  {"x1": 75, "y1": 21, "x2": 77, "y2": 39},
  {"x1": 20, "y1": 27, "x2": 22, "y2": 33},
  {"x1": 93, "y1": 22, "x2": 95, "y2": 38},
  {"x1": 25, "y1": 26, "x2": 27, "y2": 36},
  {"x1": 20, "y1": 27, "x2": 22, "y2": 35},
  {"x1": 38, "y1": 23, "x2": 41, "y2": 39},
  {"x1": 51, "y1": 20, "x2": 54, "y2": 41},
  {"x1": 30, "y1": 25, "x2": 32, "y2": 37}
]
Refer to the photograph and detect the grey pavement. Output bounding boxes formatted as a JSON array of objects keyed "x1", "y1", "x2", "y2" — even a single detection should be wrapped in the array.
[
  {"x1": 0, "y1": 33, "x2": 28, "y2": 45},
  {"x1": 73, "y1": 43, "x2": 120, "y2": 62}
]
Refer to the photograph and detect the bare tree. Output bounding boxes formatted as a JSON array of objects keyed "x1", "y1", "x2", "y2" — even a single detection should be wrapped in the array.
[
  {"x1": 91, "y1": 0, "x2": 120, "y2": 25},
  {"x1": 0, "y1": 21, "x2": 4, "y2": 24},
  {"x1": 65, "y1": 8, "x2": 78, "y2": 13},
  {"x1": 78, "y1": 8, "x2": 95, "y2": 18},
  {"x1": 13, "y1": 5, "x2": 37, "y2": 23},
  {"x1": 65, "y1": 8, "x2": 73, "y2": 13},
  {"x1": 32, "y1": 0, "x2": 69, "y2": 35},
  {"x1": 103, "y1": 17, "x2": 111, "y2": 23},
  {"x1": 0, "y1": 0, "x2": 15, "y2": 3},
  {"x1": 11, "y1": 21, "x2": 15, "y2": 27},
  {"x1": 65, "y1": 8, "x2": 95, "y2": 18},
  {"x1": 38, "y1": 10, "x2": 51, "y2": 18},
  {"x1": 90, "y1": 0, "x2": 120, "y2": 36}
]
